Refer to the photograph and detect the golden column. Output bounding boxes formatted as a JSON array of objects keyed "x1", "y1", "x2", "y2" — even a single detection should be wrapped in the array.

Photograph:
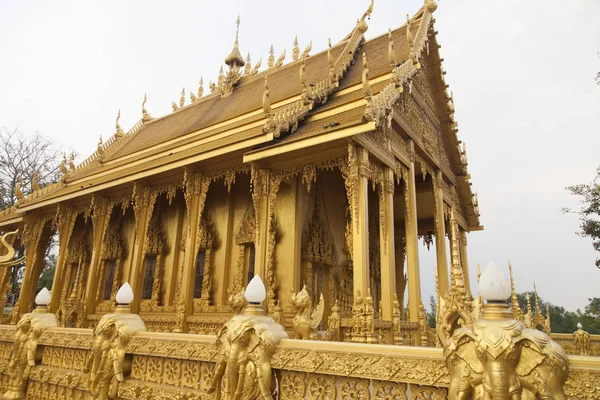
[
  {"x1": 251, "y1": 167, "x2": 271, "y2": 281},
  {"x1": 352, "y1": 146, "x2": 371, "y2": 302},
  {"x1": 83, "y1": 197, "x2": 110, "y2": 316},
  {"x1": 378, "y1": 166, "x2": 396, "y2": 341},
  {"x1": 175, "y1": 170, "x2": 210, "y2": 332},
  {"x1": 459, "y1": 229, "x2": 471, "y2": 295},
  {"x1": 404, "y1": 141, "x2": 422, "y2": 345},
  {"x1": 432, "y1": 170, "x2": 449, "y2": 296},
  {"x1": 128, "y1": 184, "x2": 155, "y2": 313},
  {"x1": 49, "y1": 206, "x2": 77, "y2": 314}
]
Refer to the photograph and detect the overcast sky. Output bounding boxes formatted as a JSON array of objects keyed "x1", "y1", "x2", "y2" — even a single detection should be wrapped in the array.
[{"x1": 1, "y1": 0, "x2": 598, "y2": 312}]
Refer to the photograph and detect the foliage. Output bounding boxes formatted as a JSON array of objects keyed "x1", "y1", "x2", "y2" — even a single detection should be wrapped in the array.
[
  {"x1": 0, "y1": 127, "x2": 64, "y2": 305},
  {"x1": 563, "y1": 165, "x2": 600, "y2": 268},
  {"x1": 0, "y1": 127, "x2": 64, "y2": 208},
  {"x1": 516, "y1": 292, "x2": 600, "y2": 334},
  {"x1": 37, "y1": 253, "x2": 57, "y2": 291},
  {"x1": 427, "y1": 295, "x2": 437, "y2": 328}
]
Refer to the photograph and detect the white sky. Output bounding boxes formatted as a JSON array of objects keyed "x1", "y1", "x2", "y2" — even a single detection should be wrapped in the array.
[{"x1": 1, "y1": 0, "x2": 599, "y2": 312}]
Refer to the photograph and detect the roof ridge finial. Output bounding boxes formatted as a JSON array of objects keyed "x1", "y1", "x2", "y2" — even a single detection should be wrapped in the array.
[
  {"x1": 293, "y1": 35, "x2": 300, "y2": 61},
  {"x1": 251, "y1": 58, "x2": 262, "y2": 75},
  {"x1": 224, "y1": 16, "x2": 245, "y2": 69},
  {"x1": 300, "y1": 56, "x2": 309, "y2": 106},
  {"x1": 245, "y1": 53, "x2": 252, "y2": 75},
  {"x1": 142, "y1": 93, "x2": 152, "y2": 123},
  {"x1": 302, "y1": 41, "x2": 312, "y2": 59},
  {"x1": 508, "y1": 261, "x2": 522, "y2": 320},
  {"x1": 179, "y1": 87, "x2": 186, "y2": 108},
  {"x1": 268, "y1": 45, "x2": 275, "y2": 68},
  {"x1": 425, "y1": 0, "x2": 438, "y2": 13},
  {"x1": 358, "y1": 0, "x2": 374, "y2": 33},
  {"x1": 198, "y1": 77, "x2": 204, "y2": 98},
  {"x1": 115, "y1": 109, "x2": 123, "y2": 135}
]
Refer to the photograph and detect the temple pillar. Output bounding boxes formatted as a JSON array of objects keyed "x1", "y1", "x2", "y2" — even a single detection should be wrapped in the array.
[
  {"x1": 433, "y1": 171, "x2": 449, "y2": 296},
  {"x1": 378, "y1": 166, "x2": 396, "y2": 343},
  {"x1": 14, "y1": 218, "x2": 52, "y2": 319},
  {"x1": 83, "y1": 197, "x2": 111, "y2": 316},
  {"x1": 251, "y1": 167, "x2": 280, "y2": 312},
  {"x1": 49, "y1": 207, "x2": 77, "y2": 314},
  {"x1": 351, "y1": 146, "x2": 370, "y2": 302},
  {"x1": 129, "y1": 184, "x2": 156, "y2": 313},
  {"x1": 175, "y1": 170, "x2": 210, "y2": 332},
  {"x1": 394, "y1": 234, "x2": 406, "y2": 317},
  {"x1": 460, "y1": 229, "x2": 471, "y2": 295},
  {"x1": 251, "y1": 167, "x2": 270, "y2": 281},
  {"x1": 404, "y1": 141, "x2": 422, "y2": 345}
]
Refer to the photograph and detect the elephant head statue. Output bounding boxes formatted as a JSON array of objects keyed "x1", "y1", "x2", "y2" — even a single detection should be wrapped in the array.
[{"x1": 444, "y1": 302, "x2": 569, "y2": 400}]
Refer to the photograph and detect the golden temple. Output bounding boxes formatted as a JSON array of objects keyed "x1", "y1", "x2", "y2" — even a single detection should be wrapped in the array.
[{"x1": 0, "y1": 1, "x2": 598, "y2": 399}]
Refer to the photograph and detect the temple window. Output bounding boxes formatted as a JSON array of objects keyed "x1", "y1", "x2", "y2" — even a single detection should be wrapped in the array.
[
  {"x1": 193, "y1": 250, "x2": 206, "y2": 298},
  {"x1": 142, "y1": 255, "x2": 157, "y2": 300},
  {"x1": 103, "y1": 260, "x2": 117, "y2": 300}
]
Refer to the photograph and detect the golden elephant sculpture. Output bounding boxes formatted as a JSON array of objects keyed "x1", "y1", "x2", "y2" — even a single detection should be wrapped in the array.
[{"x1": 444, "y1": 311, "x2": 569, "y2": 400}]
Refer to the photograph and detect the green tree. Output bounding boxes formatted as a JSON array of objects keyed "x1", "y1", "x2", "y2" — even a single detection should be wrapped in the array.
[
  {"x1": 0, "y1": 127, "x2": 64, "y2": 305},
  {"x1": 37, "y1": 253, "x2": 57, "y2": 291},
  {"x1": 563, "y1": 165, "x2": 600, "y2": 268},
  {"x1": 515, "y1": 292, "x2": 600, "y2": 334}
]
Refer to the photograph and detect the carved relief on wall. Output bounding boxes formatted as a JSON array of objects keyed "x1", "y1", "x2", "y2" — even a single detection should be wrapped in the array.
[
  {"x1": 96, "y1": 222, "x2": 126, "y2": 313},
  {"x1": 232, "y1": 199, "x2": 255, "y2": 293},
  {"x1": 58, "y1": 225, "x2": 91, "y2": 328},
  {"x1": 140, "y1": 210, "x2": 167, "y2": 313},
  {"x1": 192, "y1": 213, "x2": 217, "y2": 313}
]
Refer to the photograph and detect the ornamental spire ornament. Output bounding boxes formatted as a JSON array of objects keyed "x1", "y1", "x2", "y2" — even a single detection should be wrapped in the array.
[
  {"x1": 179, "y1": 87, "x2": 186, "y2": 108},
  {"x1": 268, "y1": 45, "x2": 275, "y2": 68},
  {"x1": 509, "y1": 261, "x2": 522, "y2": 321},
  {"x1": 115, "y1": 109, "x2": 124, "y2": 136},
  {"x1": 244, "y1": 53, "x2": 252, "y2": 75},
  {"x1": 142, "y1": 93, "x2": 153, "y2": 122},
  {"x1": 292, "y1": 35, "x2": 300, "y2": 61},
  {"x1": 224, "y1": 16, "x2": 245, "y2": 69},
  {"x1": 198, "y1": 77, "x2": 204, "y2": 97},
  {"x1": 14, "y1": 177, "x2": 24, "y2": 202}
]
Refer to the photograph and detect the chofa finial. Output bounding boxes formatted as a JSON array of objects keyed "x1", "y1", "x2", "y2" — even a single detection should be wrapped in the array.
[
  {"x1": 293, "y1": 36, "x2": 300, "y2": 61},
  {"x1": 142, "y1": 93, "x2": 153, "y2": 122},
  {"x1": 268, "y1": 45, "x2": 275, "y2": 68},
  {"x1": 115, "y1": 109, "x2": 123, "y2": 136}
]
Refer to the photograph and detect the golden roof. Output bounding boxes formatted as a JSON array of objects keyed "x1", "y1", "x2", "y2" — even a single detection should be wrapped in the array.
[{"x1": 0, "y1": 0, "x2": 482, "y2": 231}]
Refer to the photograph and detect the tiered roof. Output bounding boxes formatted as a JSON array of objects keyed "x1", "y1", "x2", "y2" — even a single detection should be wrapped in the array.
[{"x1": 0, "y1": 0, "x2": 481, "y2": 231}]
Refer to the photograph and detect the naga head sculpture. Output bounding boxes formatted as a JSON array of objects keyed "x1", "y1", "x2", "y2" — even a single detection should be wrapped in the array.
[{"x1": 442, "y1": 263, "x2": 569, "y2": 400}]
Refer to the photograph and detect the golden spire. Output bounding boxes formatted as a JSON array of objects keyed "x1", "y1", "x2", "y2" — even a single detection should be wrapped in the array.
[
  {"x1": 526, "y1": 293, "x2": 532, "y2": 315},
  {"x1": 190, "y1": 91, "x2": 197, "y2": 104},
  {"x1": 244, "y1": 53, "x2": 252, "y2": 75},
  {"x1": 275, "y1": 49, "x2": 286, "y2": 68},
  {"x1": 268, "y1": 45, "x2": 275, "y2": 68},
  {"x1": 302, "y1": 41, "x2": 312, "y2": 59},
  {"x1": 172, "y1": 100, "x2": 179, "y2": 112},
  {"x1": 115, "y1": 109, "x2": 123, "y2": 136},
  {"x1": 224, "y1": 16, "x2": 245, "y2": 69},
  {"x1": 31, "y1": 170, "x2": 41, "y2": 191},
  {"x1": 14, "y1": 176, "x2": 24, "y2": 202},
  {"x1": 198, "y1": 77, "x2": 204, "y2": 97},
  {"x1": 508, "y1": 261, "x2": 522, "y2": 320},
  {"x1": 362, "y1": 53, "x2": 372, "y2": 101},
  {"x1": 179, "y1": 87, "x2": 186, "y2": 108},
  {"x1": 218, "y1": 66, "x2": 224, "y2": 87},
  {"x1": 142, "y1": 93, "x2": 152, "y2": 122},
  {"x1": 292, "y1": 36, "x2": 300, "y2": 61},
  {"x1": 251, "y1": 58, "x2": 262, "y2": 75}
]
